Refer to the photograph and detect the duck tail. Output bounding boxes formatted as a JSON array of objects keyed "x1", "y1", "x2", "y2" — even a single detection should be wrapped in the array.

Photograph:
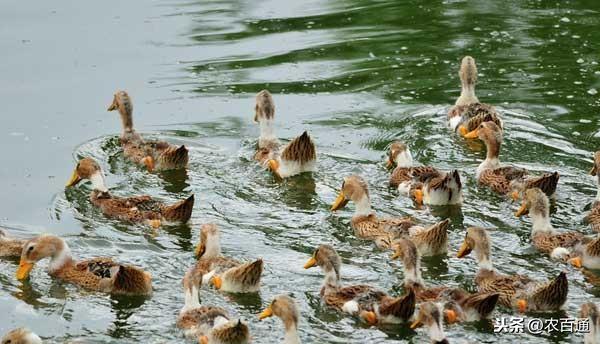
[
  {"x1": 281, "y1": 131, "x2": 316, "y2": 166},
  {"x1": 162, "y1": 195, "x2": 195, "y2": 222},
  {"x1": 467, "y1": 292, "x2": 500, "y2": 319},
  {"x1": 533, "y1": 172, "x2": 560, "y2": 198},
  {"x1": 380, "y1": 288, "x2": 416, "y2": 322},
  {"x1": 113, "y1": 265, "x2": 152, "y2": 295},
  {"x1": 532, "y1": 271, "x2": 568, "y2": 310},
  {"x1": 160, "y1": 145, "x2": 189, "y2": 169},
  {"x1": 227, "y1": 259, "x2": 263, "y2": 291}
]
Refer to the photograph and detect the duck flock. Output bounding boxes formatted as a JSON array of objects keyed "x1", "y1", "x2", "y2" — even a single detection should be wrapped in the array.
[{"x1": 3, "y1": 55, "x2": 600, "y2": 344}]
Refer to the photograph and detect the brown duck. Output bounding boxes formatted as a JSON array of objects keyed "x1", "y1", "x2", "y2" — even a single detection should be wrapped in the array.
[
  {"x1": 457, "y1": 227, "x2": 568, "y2": 312},
  {"x1": 107, "y1": 90, "x2": 188, "y2": 172},
  {"x1": 16, "y1": 234, "x2": 152, "y2": 295},
  {"x1": 387, "y1": 142, "x2": 462, "y2": 206},
  {"x1": 177, "y1": 268, "x2": 250, "y2": 344},
  {"x1": 586, "y1": 151, "x2": 600, "y2": 233},
  {"x1": 448, "y1": 56, "x2": 503, "y2": 137},
  {"x1": 304, "y1": 244, "x2": 415, "y2": 325},
  {"x1": 391, "y1": 238, "x2": 499, "y2": 322},
  {"x1": 331, "y1": 175, "x2": 448, "y2": 255},
  {"x1": 253, "y1": 90, "x2": 316, "y2": 179},
  {"x1": 193, "y1": 224, "x2": 263, "y2": 293},
  {"x1": 66, "y1": 158, "x2": 194, "y2": 227},
  {"x1": 464, "y1": 121, "x2": 559, "y2": 200}
]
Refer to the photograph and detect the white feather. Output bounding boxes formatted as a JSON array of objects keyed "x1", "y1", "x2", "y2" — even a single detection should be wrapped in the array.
[
  {"x1": 341, "y1": 300, "x2": 359, "y2": 314},
  {"x1": 550, "y1": 247, "x2": 570, "y2": 261}
]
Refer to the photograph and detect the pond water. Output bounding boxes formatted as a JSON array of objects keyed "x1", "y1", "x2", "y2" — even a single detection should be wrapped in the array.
[{"x1": 1, "y1": 0, "x2": 600, "y2": 343}]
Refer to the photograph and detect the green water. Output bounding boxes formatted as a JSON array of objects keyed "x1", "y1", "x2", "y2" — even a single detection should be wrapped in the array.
[{"x1": 1, "y1": 0, "x2": 600, "y2": 343}]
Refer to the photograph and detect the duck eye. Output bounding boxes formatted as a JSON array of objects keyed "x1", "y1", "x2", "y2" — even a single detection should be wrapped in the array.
[{"x1": 28, "y1": 245, "x2": 34, "y2": 252}]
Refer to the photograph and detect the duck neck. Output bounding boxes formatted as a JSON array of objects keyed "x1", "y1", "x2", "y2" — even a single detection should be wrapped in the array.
[
  {"x1": 456, "y1": 83, "x2": 478, "y2": 106},
  {"x1": 427, "y1": 321, "x2": 447, "y2": 343},
  {"x1": 259, "y1": 119, "x2": 276, "y2": 143},
  {"x1": 283, "y1": 320, "x2": 300, "y2": 344},
  {"x1": 90, "y1": 172, "x2": 109, "y2": 193},
  {"x1": 203, "y1": 237, "x2": 222, "y2": 259},
  {"x1": 596, "y1": 176, "x2": 600, "y2": 201},
  {"x1": 183, "y1": 285, "x2": 200, "y2": 311},
  {"x1": 485, "y1": 138, "x2": 501, "y2": 161},
  {"x1": 323, "y1": 265, "x2": 339, "y2": 289},
  {"x1": 530, "y1": 211, "x2": 553, "y2": 234},
  {"x1": 353, "y1": 195, "x2": 372, "y2": 217},
  {"x1": 403, "y1": 260, "x2": 424, "y2": 287},
  {"x1": 120, "y1": 108, "x2": 134, "y2": 134},
  {"x1": 476, "y1": 249, "x2": 493, "y2": 271},
  {"x1": 49, "y1": 238, "x2": 73, "y2": 273},
  {"x1": 394, "y1": 150, "x2": 413, "y2": 168}
]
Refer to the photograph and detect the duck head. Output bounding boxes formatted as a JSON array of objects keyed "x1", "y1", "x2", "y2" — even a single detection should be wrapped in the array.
[
  {"x1": 391, "y1": 238, "x2": 423, "y2": 286},
  {"x1": 464, "y1": 121, "x2": 502, "y2": 158},
  {"x1": 515, "y1": 187, "x2": 548, "y2": 218},
  {"x1": 331, "y1": 175, "x2": 372, "y2": 215},
  {"x1": 387, "y1": 142, "x2": 413, "y2": 168},
  {"x1": 65, "y1": 158, "x2": 108, "y2": 193},
  {"x1": 457, "y1": 227, "x2": 493, "y2": 270},
  {"x1": 259, "y1": 294, "x2": 300, "y2": 336},
  {"x1": 410, "y1": 302, "x2": 449, "y2": 344},
  {"x1": 107, "y1": 90, "x2": 134, "y2": 133},
  {"x1": 17, "y1": 235, "x2": 71, "y2": 280},
  {"x1": 1, "y1": 328, "x2": 42, "y2": 344},
  {"x1": 304, "y1": 244, "x2": 341, "y2": 287},
  {"x1": 455, "y1": 56, "x2": 479, "y2": 106}
]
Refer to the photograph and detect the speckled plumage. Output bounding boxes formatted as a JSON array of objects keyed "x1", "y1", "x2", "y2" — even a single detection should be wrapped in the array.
[
  {"x1": 107, "y1": 90, "x2": 188, "y2": 171},
  {"x1": 0, "y1": 229, "x2": 26, "y2": 257}
]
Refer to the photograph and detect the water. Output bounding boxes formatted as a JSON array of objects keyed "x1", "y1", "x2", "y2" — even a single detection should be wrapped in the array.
[{"x1": 1, "y1": 0, "x2": 600, "y2": 343}]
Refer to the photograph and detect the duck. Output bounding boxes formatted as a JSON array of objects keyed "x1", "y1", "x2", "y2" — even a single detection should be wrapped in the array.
[
  {"x1": 15, "y1": 234, "x2": 152, "y2": 295},
  {"x1": 107, "y1": 90, "x2": 188, "y2": 172},
  {"x1": 0, "y1": 228, "x2": 26, "y2": 257},
  {"x1": 66, "y1": 158, "x2": 194, "y2": 227},
  {"x1": 303, "y1": 244, "x2": 415, "y2": 325},
  {"x1": 391, "y1": 238, "x2": 499, "y2": 322},
  {"x1": 580, "y1": 302, "x2": 600, "y2": 344},
  {"x1": 515, "y1": 188, "x2": 583, "y2": 260},
  {"x1": 567, "y1": 235, "x2": 600, "y2": 270},
  {"x1": 456, "y1": 227, "x2": 568, "y2": 312},
  {"x1": 386, "y1": 142, "x2": 463, "y2": 206},
  {"x1": 177, "y1": 268, "x2": 250, "y2": 344},
  {"x1": 1, "y1": 328, "x2": 42, "y2": 344},
  {"x1": 585, "y1": 151, "x2": 600, "y2": 232},
  {"x1": 410, "y1": 302, "x2": 449, "y2": 344},
  {"x1": 447, "y1": 56, "x2": 503, "y2": 137},
  {"x1": 253, "y1": 90, "x2": 316, "y2": 179},
  {"x1": 464, "y1": 121, "x2": 559, "y2": 200},
  {"x1": 331, "y1": 175, "x2": 448, "y2": 255},
  {"x1": 193, "y1": 224, "x2": 263, "y2": 293},
  {"x1": 258, "y1": 295, "x2": 300, "y2": 344}
]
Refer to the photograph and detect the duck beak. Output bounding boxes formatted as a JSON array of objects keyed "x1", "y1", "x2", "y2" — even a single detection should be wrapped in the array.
[
  {"x1": 267, "y1": 159, "x2": 282, "y2": 180},
  {"x1": 517, "y1": 299, "x2": 527, "y2": 313},
  {"x1": 410, "y1": 315, "x2": 423, "y2": 329},
  {"x1": 303, "y1": 257, "x2": 317, "y2": 269},
  {"x1": 361, "y1": 311, "x2": 377, "y2": 325},
  {"x1": 16, "y1": 259, "x2": 34, "y2": 280},
  {"x1": 141, "y1": 156, "x2": 155, "y2": 172},
  {"x1": 199, "y1": 336, "x2": 209, "y2": 344},
  {"x1": 66, "y1": 169, "x2": 82, "y2": 187},
  {"x1": 331, "y1": 191, "x2": 349, "y2": 211},
  {"x1": 458, "y1": 125, "x2": 469, "y2": 137},
  {"x1": 590, "y1": 165, "x2": 598, "y2": 176},
  {"x1": 444, "y1": 309, "x2": 458, "y2": 324},
  {"x1": 194, "y1": 243, "x2": 205, "y2": 258},
  {"x1": 391, "y1": 251, "x2": 401, "y2": 260},
  {"x1": 463, "y1": 128, "x2": 479, "y2": 139},
  {"x1": 386, "y1": 158, "x2": 394, "y2": 169},
  {"x1": 568, "y1": 256, "x2": 583, "y2": 268},
  {"x1": 456, "y1": 241, "x2": 472, "y2": 258},
  {"x1": 258, "y1": 305, "x2": 273, "y2": 320},
  {"x1": 211, "y1": 275, "x2": 222, "y2": 290},
  {"x1": 413, "y1": 189, "x2": 424, "y2": 205},
  {"x1": 515, "y1": 202, "x2": 528, "y2": 217},
  {"x1": 107, "y1": 96, "x2": 118, "y2": 111}
]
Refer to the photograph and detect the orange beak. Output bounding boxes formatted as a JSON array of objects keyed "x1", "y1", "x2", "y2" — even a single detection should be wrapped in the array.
[
  {"x1": 511, "y1": 190, "x2": 520, "y2": 201},
  {"x1": 458, "y1": 126, "x2": 469, "y2": 137},
  {"x1": 413, "y1": 189, "x2": 424, "y2": 205},
  {"x1": 211, "y1": 275, "x2": 222, "y2": 290},
  {"x1": 16, "y1": 259, "x2": 34, "y2": 280},
  {"x1": 267, "y1": 159, "x2": 282, "y2": 180},
  {"x1": 444, "y1": 309, "x2": 458, "y2": 324},
  {"x1": 258, "y1": 305, "x2": 273, "y2": 320},
  {"x1": 141, "y1": 156, "x2": 155, "y2": 172},
  {"x1": 517, "y1": 299, "x2": 527, "y2": 313},
  {"x1": 568, "y1": 256, "x2": 583, "y2": 268},
  {"x1": 361, "y1": 311, "x2": 378, "y2": 325},
  {"x1": 66, "y1": 169, "x2": 82, "y2": 187},
  {"x1": 463, "y1": 129, "x2": 479, "y2": 139},
  {"x1": 303, "y1": 257, "x2": 317, "y2": 269},
  {"x1": 199, "y1": 335, "x2": 208, "y2": 344},
  {"x1": 195, "y1": 243, "x2": 205, "y2": 258},
  {"x1": 331, "y1": 191, "x2": 349, "y2": 211},
  {"x1": 386, "y1": 159, "x2": 394, "y2": 169},
  {"x1": 410, "y1": 315, "x2": 423, "y2": 329},
  {"x1": 591, "y1": 165, "x2": 598, "y2": 176},
  {"x1": 515, "y1": 202, "x2": 528, "y2": 217},
  {"x1": 456, "y1": 241, "x2": 472, "y2": 258}
]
